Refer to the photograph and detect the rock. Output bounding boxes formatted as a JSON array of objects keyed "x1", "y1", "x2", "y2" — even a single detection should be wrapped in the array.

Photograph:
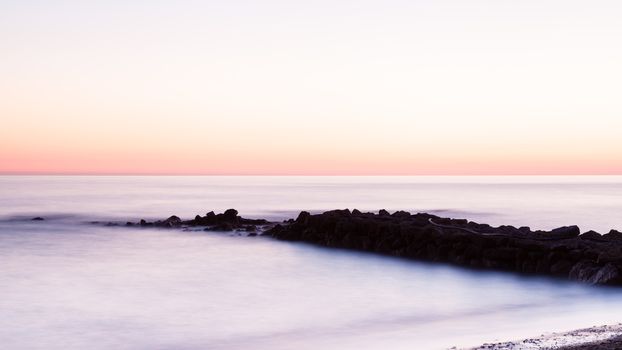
[
  {"x1": 392, "y1": 210, "x2": 411, "y2": 218},
  {"x1": 603, "y1": 230, "x2": 622, "y2": 242},
  {"x1": 223, "y1": 208, "x2": 238, "y2": 217},
  {"x1": 589, "y1": 263, "x2": 622, "y2": 285},
  {"x1": 334, "y1": 209, "x2": 351, "y2": 217},
  {"x1": 265, "y1": 224, "x2": 283, "y2": 236},
  {"x1": 186, "y1": 209, "x2": 270, "y2": 227},
  {"x1": 551, "y1": 259, "x2": 573, "y2": 275},
  {"x1": 580, "y1": 230, "x2": 603, "y2": 241},
  {"x1": 163, "y1": 215, "x2": 181, "y2": 225},
  {"x1": 265, "y1": 209, "x2": 622, "y2": 286},
  {"x1": 213, "y1": 222, "x2": 234, "y2": 231},
  {"x1": 239, "y1": 217, "x2": 269, "y2": 225},
  {"x1": 550, "y1": 225, "x2": 580, "y2": 238},
  {"x1": 296, "y1": 211, "x2": 311, "y2": 223},
  {"x1": 31, "y1": 217, "x2": 44, "y2": 221},
  {"x1": 223, "y1": 209, "x2": 239, "y2": 222},
  {"x1": 453, "y1": 219, "x2": 469, "y2": 226}
]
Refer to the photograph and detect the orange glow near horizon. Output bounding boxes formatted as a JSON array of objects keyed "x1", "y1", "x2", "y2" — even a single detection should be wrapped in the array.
[{"x1": 2, "y1": 141, "x2": 621, "y2": 175}]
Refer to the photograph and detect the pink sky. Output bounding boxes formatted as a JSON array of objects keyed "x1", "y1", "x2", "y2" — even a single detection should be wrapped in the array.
[
  {"x1": 2, "y1": 143, "x2": 620, "y2": 175},
  {"x1": 2, "y1": 0, "x2": 621, "y2": 175}
]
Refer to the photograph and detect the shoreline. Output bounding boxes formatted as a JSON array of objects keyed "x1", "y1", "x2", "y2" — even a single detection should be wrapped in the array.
[{"x1": 465, "y1": 324, "x2": 622, "y2": 349}]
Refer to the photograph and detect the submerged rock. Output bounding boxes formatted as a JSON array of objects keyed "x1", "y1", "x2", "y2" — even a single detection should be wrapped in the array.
[{"x1": 156, "y1": 215, "x2": 182, "y2": 228}]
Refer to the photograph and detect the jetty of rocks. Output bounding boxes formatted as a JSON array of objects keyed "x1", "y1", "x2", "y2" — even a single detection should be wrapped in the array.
[
  {"x1": 126, "y1": 209, "x2": 622, "y2": 285},
  {"x1": 265, "y1": 209, "x2": 622, "y2": 285}
]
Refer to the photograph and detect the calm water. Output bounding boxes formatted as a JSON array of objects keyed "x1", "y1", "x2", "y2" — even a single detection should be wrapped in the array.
[{"x1": 1, "y1": 175, "x2": 622, "y2": 349}]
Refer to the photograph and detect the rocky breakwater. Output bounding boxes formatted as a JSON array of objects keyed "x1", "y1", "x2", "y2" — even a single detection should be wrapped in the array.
[
  {"x1": 266, "y1": 209, "x2": 622, "y2": 286},
  {"x1": 129, "y1": 209, "x2": 270, "y2": 234}
]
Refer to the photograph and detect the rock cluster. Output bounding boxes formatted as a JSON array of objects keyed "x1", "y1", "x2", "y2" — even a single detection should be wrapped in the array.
[
  {"x1": 266, "y1": 209, "x2": 622, "y2": 285},
  {"x1": 116, "y1": 208, "x2": 622, "y2": 285},
  {"x1": 131, "y1": 209, "x2": 269, "y2": 232}
]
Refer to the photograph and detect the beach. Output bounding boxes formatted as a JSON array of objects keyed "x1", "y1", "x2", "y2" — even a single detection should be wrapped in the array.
[{"x1": 468, "y1": 324, "x2": 622, "y2": 349}]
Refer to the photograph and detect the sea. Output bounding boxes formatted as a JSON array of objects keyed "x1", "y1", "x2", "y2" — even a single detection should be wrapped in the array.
[{"x1": 1, "y1": 175, "x2": 622, "y2": 350}]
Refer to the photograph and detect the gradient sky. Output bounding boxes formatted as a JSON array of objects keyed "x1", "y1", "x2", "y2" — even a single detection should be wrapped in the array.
[{"x1": 1, "y1": 0, "x2": 621, "y2": 175}]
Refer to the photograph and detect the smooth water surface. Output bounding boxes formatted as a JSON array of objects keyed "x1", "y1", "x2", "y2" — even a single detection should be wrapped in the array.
[{"x1": 1, "y1": 176, "x2": 622, "y2": 349}]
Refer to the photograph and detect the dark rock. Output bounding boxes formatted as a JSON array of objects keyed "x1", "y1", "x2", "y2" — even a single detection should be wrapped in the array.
[
  {"x1": 187, "y1": 210, "x2": 259, "y2": 231},
  {"x1": 550, "y1": 225, "x2": 580, "y2": 238},
  {"x1": 392, "y1": 210, "x2": 411, "y2": 218},
  {"x1": 266, "y1": 224, "x2": 283, "y2": 235},
  {"x1": 551, "y1": 259, "x2": 573, "y2": 275},
  {"x1": 336, "y1": 209, "x2": 351, "y2": 217},
  {"x1": 213, "y1": 222, "x2": 234, "y2": 231},
  {"x1": 569, "y1": 261, "x2": 601, "y2": 283},
  {"x1": 160, "y1": 215, "x2": 182, "y2": 227},
  {"x1": 31, "y1": 217, "x2": 44, "y2": 221},
  {"x1": 590, "y1": 263, "x2": 622, "y2": 284},
  {"x1": 223, "y1": 209, "x2": 239, "y2": 222},
  {"x1": 571, "y1": 261, "x2": 622, "y2": 285},
  {"x1": 453, "y1": 219, "x2": 469, "y2": 226},
  {"x1": 296, "y1": 211, "x2": 311, "y2": 224},
  {"x1": 264, "y1": 209, "x2": 622, "y2": 286},
  {"x1": 240, "y1": 218, "x2": 269, "y2": 225},
  {"x1": 580, "y1": 230, "x2": 603, "y2": 241},
  {"x1": 603, "y1": 230, "x2": 622, "y2": 242}
]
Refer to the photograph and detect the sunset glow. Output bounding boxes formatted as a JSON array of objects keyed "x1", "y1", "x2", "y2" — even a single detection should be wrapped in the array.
[{"x1": 2, "y1": 0, "x2": 621, "y2": 175}]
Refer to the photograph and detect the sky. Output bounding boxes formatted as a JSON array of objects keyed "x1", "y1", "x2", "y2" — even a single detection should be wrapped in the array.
[{"x1": 1, "y1": 0, "x2": 621, "y2": 175}]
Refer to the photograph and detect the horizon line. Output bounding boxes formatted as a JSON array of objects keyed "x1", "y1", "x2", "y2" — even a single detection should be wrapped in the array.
[{"x1": 2, "y1": 172, "x2": 622, "y2": 177}]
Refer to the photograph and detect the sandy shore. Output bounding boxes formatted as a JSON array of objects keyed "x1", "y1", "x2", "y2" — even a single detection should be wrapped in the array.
[{"x1": 464, "y1": 324, "x2": 622, "y2": 349}]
